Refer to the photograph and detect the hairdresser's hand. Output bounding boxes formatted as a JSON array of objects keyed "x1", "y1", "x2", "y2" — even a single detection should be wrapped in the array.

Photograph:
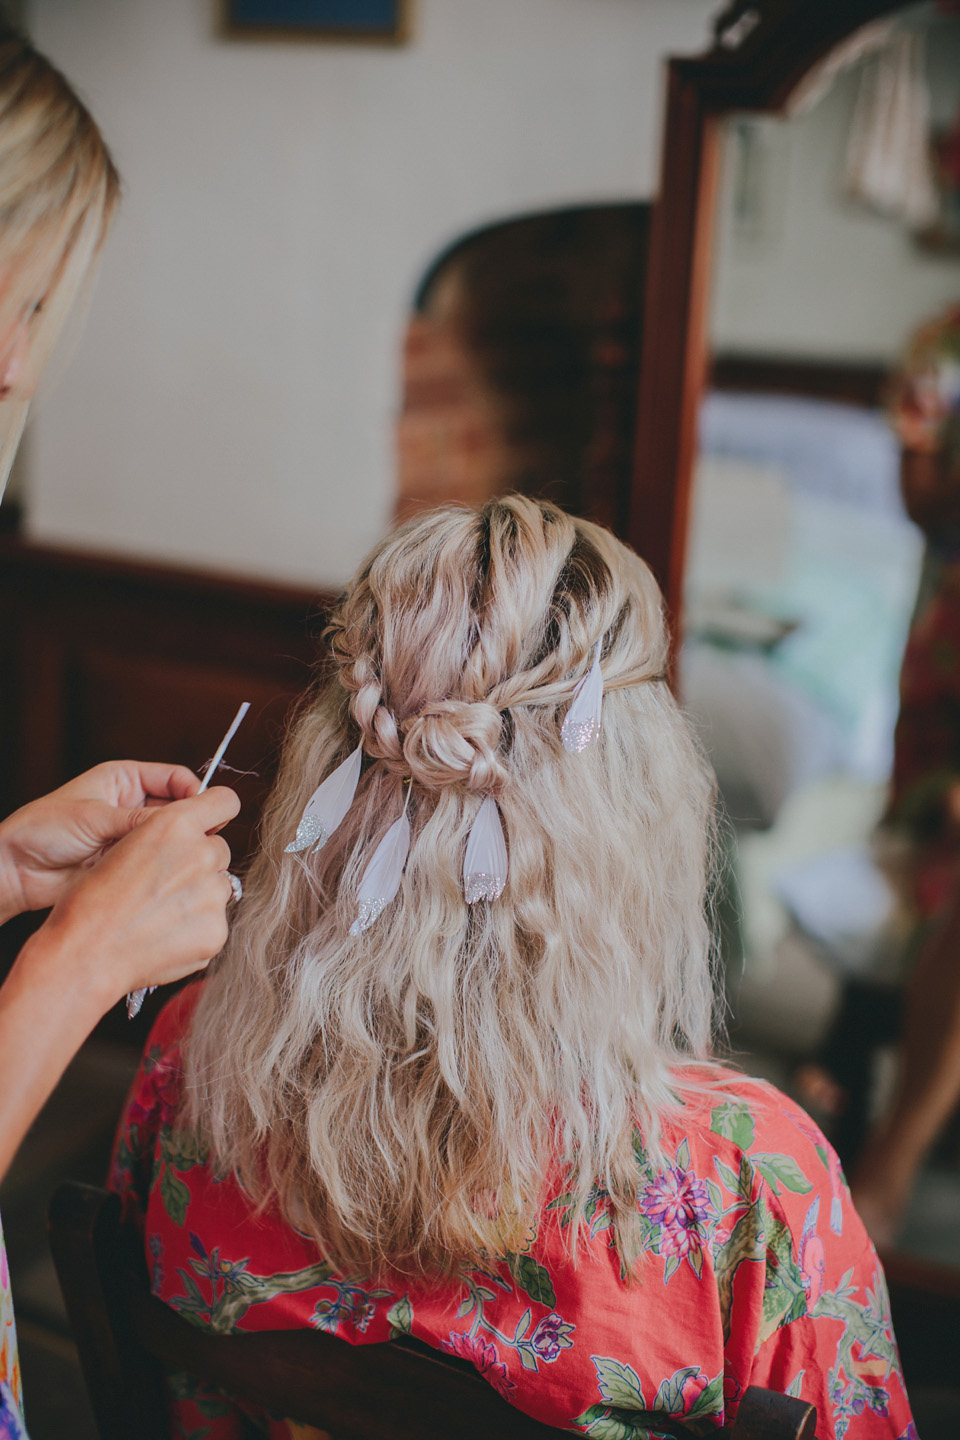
[
  {"x1": 0, "y1": 761, "x2": 205, "y2": 922},
  {"x1": 17, "y1": 785, "x2": 241, "y2": 1016}
]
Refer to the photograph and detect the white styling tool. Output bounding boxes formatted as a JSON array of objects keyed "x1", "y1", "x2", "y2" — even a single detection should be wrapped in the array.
[{"x1": 126, "y1": 701, "x2": 250, "y2": 1019}]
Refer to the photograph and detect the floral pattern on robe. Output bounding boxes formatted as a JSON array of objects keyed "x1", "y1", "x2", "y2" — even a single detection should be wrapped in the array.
[
  {"x1": 0, "y1": 1214, "x2": 26, "y2": 1440},
  {"x1": 110, "y1": 986, "x2": 915, "y2": 1440}
]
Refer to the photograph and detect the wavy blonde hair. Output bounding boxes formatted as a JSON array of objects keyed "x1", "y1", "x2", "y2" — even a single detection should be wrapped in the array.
[
  {"x1": 0, "y1": 21, "x2": 120, "y2": 486},
  {"x1": 184, "y1": 498, "x2": 719, "y2": 1276}
]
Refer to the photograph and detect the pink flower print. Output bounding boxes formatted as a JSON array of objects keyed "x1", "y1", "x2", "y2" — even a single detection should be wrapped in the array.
[
  {"x1": 443, "y1": 1331, "x2": 515, "y2": 1397},
  {"x1": 679, "y1": 1370, "x2": 709, "y2": 1408},
  {"x1": 798, "y1": 1231, "x2": 825, "y2": 1308},
  {"x1": 127, "y1": 1054, "x2": 182, "y2": 1131},
  {"x1": 641, "y1": 1167, "x2": 710, "y2": 1259},
  {"x1": 798, "y1": 1198, "x2": 825, "y2": 1308},
  {"x1": 529, "y1": 1312, "x2": 575, "y2": 1363},
  {"x1": 723, "y1": 1370, "x2": 743, "y2": 1409},
  {"x1": 353, "y1": 1297, "x2": 377, "y2": 1333}
]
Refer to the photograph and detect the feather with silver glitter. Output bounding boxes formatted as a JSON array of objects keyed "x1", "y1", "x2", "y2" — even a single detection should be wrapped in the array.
[
  {"x1": 285, "y1": 743, "x2": 362, "y2": 854},
  {"x1": 463, "y1": 796, "x2": 507, "y2": 903},
  {"x1": 126, "y1": 985, "x2": 155, "y2": 1020},
  {"x1": 561, "y1": 639, "x2": 604, "y2": 754},
  {"x1": 350, "y1": 804, "x2": 411, "y2": 934}
]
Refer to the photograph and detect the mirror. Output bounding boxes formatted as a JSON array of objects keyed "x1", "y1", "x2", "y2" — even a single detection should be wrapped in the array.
[
  {"x1": 394, "y1": 204, "x2": 651, "y2": 535},
  {"x1": 644, "y1": 0, "x2": 960, "y2": 1267}
]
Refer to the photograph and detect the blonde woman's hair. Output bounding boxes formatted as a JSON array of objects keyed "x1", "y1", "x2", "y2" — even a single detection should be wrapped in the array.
[
  {"x1": 184, "y1": 498, "x2": 719, "y2": 1277},
  {"x1": 0, "y1": 20, "x2": 120, "y2": 486}
]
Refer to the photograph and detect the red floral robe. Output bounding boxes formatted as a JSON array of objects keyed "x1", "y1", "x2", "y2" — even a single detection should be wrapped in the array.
[{"x1": 109, "y1": 986, "x2": 915, "y2": 1440}]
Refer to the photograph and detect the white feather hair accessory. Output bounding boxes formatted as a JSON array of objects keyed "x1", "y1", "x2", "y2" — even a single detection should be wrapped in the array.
[
  {"x1": 285, "y1": 743, "x2": 363, "y2": 854},
  {"x1": 463, "y1": 795, "x2": 508, "y2": 903},
  {"x1": 560, "y1": 639, "x2": 604, "y2": 754},
  {"x1": 350, "y1": 784, "x2": 412, "y2": 934}
]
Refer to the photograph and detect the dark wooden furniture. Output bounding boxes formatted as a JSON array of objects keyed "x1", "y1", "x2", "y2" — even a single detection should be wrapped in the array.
[
  {"x1": 710, "y1": 354, "x2": 889, "y2": 411},
  {"x1": 631, "y1": 0, "x2": 908, "y2": 634},
  {"x1": 879, "y1": 1247, "x2": 960, "y2": 1395},
  {"x1": 0, "y1": 537, "x2": 333, "y2": 1039},
  {"x1": 49, "y1": 1181, "x2": 817, "y2": 1440}
]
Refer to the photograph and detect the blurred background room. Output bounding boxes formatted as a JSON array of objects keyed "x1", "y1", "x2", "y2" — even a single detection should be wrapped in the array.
[{"x1": 1, "y1": 0, "x2": 959, "y2": 1434}]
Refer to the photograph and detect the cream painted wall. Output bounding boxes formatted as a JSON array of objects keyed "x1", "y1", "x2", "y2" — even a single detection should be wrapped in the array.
[{"x1": 25, "y1": 0, "x2": 716, "y2": 587}]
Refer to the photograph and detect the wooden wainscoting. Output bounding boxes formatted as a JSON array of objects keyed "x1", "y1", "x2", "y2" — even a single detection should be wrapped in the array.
[
  {"x1": 0, "y1": 538, "x2": 334, "y2": 1040},
  {"x1": 709, "y1": 353, "x2": 889, "y2": 409}
]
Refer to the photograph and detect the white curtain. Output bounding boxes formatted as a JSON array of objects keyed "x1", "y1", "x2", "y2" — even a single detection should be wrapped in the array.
[{"x1": 845, "y1": 30, "x2": 939, "y2": 230}]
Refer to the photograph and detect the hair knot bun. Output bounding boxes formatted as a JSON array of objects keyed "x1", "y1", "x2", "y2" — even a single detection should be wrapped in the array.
[{"x1": 401, "y1": 700, "x2": 505, "y2": 792}]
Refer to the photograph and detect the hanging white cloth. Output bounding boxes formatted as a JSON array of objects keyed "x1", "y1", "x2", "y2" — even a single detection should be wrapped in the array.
[{"x1": 845, "y1": 29, "x2": 939, "y2": 230}]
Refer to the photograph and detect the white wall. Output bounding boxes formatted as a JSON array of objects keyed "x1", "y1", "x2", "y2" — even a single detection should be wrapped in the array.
[
  {"x1": 710, "y1": 21, "x2": 960, "y2": 362},
  {"x1": 25, "y1": 0, "x2": 716, "y2": 588}
]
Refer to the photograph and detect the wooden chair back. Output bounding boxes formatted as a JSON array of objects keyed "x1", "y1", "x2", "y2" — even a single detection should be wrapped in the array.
[{"x1": 49, "y1": 1181, "x2": 816, "y2": 1440}]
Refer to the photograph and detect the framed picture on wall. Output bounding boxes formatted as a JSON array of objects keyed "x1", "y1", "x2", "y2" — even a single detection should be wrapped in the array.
[{"x1": 224, "y1": 0, "x2": 412, "y2": 44}]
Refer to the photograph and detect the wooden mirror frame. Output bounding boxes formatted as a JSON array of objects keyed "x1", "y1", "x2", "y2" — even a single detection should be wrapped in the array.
[{"x1": 629, "y1": 0, "x2": 909, "y2": 640}]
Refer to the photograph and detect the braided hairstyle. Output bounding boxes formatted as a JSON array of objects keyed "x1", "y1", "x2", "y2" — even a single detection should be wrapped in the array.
[
  {"x1": 326, "y1": 497, "x2": 663, "y2": 791},
  {"x1": 185, "y1": 496, "x2": 718, "y2": 1277}
]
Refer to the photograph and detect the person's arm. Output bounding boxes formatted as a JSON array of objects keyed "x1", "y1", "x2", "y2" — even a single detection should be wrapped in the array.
[{"x1": 0, "y1": 783, "x2": 239, "y2": 1180}]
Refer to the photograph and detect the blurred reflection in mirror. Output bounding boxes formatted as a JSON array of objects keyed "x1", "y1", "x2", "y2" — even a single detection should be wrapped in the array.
[
  {"x1": 395, "y1": 204, "x2": 649, "y2": 533},
  {"x1": 681, "y1": 1, "x2": 960, "y2": 1259}
]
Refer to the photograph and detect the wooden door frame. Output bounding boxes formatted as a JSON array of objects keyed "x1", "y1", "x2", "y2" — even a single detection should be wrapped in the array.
[{"x1": 629, "y1": 0, "x2": 909, "y2": 648}]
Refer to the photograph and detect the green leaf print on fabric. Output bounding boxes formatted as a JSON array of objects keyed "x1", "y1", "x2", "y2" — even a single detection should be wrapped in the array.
[
  {"x1": 757, "y1": 1199, "x2": 809, "y2": 1344},
  {"x1": 752, "y1": 1153, "x2": 813, "y2": 1198},
  {"x1": 712, "y1": 1158, "x2": 741, "y2": 1194},
  {"x1": 575, "y1": 1359, "x2": 722, "y2": 1439},
  {"x1": 546, "y1": 1180, "x2": 612, "y2": 1238},
  {"x1": 654, "y1": 1368, "x2": 724, "y2": 1436},
  {"x1": 152, "y1": 1126, "x2": 208, "y2": 1227},
  {"x1": 168, "y1": 1231, "x2": 334, "y2": 1334},
  {"x1": 688, "y1": 1373, "x2": 724, "y2": 1423},
  {"x1": 573, "y1": 1357, "x2": 656, "y2": 1440},
  {"x1": 160, "y1": 1167, "x2": 191, "y2": 1228},
  {"x1": 386, "y1": 1293, "x2": 413, "y2": 1337},
  {"x1": 310, "y1": 1277, "x2": 392, "y2": 1335},
  {"x1": 713, "y1": 1202, "x2": 765, "y2": 1342},
  {"x1": 812, "y1": 1264, "x2": 902, "y2": 1432},
  {"x1": 572, "y1": 1407, "x2": 644, "y2": 1440},
  {"x1": 506, "y1": 1252, "x2": 557, "y2": 1308},
  {"x1": 710, "y1": 1100, "x2": 755, "y2": 1151},
  {"x1": 653, "y1": 1366, "x2": 700, "y2": 1414},
  {"x1": 593, "y1": 1356, "x2": 646, "y2": 1409},
  {"x1": 452, "y1": 1265, "x2": 574, "y2": 1378}
]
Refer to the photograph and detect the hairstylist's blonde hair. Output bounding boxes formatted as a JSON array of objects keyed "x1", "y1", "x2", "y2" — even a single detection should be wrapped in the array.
[
  {"x1": 185, "y1": 498, "x2": 718, "y2": 1277},
  {"x1": 0, "y1": 20, "x2": 120, "y2": 485}
]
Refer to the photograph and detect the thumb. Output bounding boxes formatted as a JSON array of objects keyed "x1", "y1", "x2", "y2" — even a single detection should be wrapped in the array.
[{"x1": 79, "y1": 799, "x2": 154, "y2": 848}]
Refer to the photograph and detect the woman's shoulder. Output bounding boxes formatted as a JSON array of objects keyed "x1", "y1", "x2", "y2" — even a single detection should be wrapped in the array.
[
  {"x1": 668, "y1": 1063, "x2": 833, "y2": 1153},
  {"x1": 664, "y1": 1064, "x2": 852, "y2": 1234}
]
